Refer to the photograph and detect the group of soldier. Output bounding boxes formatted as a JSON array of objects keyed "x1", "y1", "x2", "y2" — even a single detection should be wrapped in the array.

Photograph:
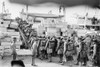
[{"x1": 29, "y1": 34, "x2": 100, "y2": 67}]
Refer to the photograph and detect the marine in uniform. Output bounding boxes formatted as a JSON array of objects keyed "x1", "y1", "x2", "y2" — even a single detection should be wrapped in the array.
[
  {"x1": 75, "y1": 38, "x2": 82, "y2": 65},
  {"x1": 62, "y1": 37, "x2": 75, "y2": 65},
  {"x1": 65, "y1": 39, "x2": 75, "y2": 61},
  {"x1": 56, "y1": 37, "x2": 64, "y2": 63},
  {"x1": 77, "y1": 40, "x2": 88, "y2": 66},
  {"x1": 39, "y1": 38, "x2": 47, "y2": 60},
  {"x1": 89, "y1": 40, "x2": 97, "y2": 66},
  {"x1": 45, "y1": 37, "x2": 55, "y2": 62}
]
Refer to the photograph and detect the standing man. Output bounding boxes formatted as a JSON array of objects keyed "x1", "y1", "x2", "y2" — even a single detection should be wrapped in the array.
[
  {"x1": 45, "y1": 37, "x2": 55, "y2": 62},
  {"x1": 61, "y1": 37, "x2": 68, "y2": 65},
  {"x1": 91, "y1": 40, "x2": 97, "y2": 66},
  {"x1": 75, "y1": 38, "x2": 82, "y2": 65},
  {"x1": 31, "y1": 37, "x2": 39, "y2": 66},
  {"x1": 78, "y1": 40, "x2": 88, "y2": 66},
  {"x1": 11, "y1": 37, "x2": 17, "y2": 60}
]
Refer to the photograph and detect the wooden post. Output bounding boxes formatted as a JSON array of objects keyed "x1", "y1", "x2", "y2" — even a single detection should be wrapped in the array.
[{"x1": 26, "y1": 5, "x2": 28, "y2": 22}]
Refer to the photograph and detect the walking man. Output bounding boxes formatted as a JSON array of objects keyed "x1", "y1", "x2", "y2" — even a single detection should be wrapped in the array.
[
  {"x1": 11, "y1": 37, "x2": 17, "y2": 60},
  {"x1": 45, "y1": 37, "x2": 55, "y2": 62},
  {"x1": 31, "y1": 37, "x2": 39, "y2": 66},
  {"x1": 56, "y1": 37, "x2": 64, "y2": 63}
]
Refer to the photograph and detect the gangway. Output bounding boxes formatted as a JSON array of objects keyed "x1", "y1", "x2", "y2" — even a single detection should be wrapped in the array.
[{"x1": 18, "y1": 27, "x2": 28, "y2": 48}]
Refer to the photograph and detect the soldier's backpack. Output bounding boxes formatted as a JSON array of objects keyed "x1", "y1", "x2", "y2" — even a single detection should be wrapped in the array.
[
  {"x1": 67, "y1": 42, "x2": 74, "y2": 51},
  {"x1": 41, "y1": 39, "x2": 46, "y2": 46},
  {"x1": 40, "y1": 39, "x2": 46, "y2": 50},
  {"x1": 48, "y1": 40, "x2": 55, "y2": 48},
  {"x1": 58, "y1": 41, "x2": 64, "y2": 54}
]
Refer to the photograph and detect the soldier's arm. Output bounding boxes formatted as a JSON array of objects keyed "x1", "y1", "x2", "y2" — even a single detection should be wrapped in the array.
[
  {"x1": 30, "y1": 39, "x2": 33, "y2": 46},
  {"x1": 31, "y1": 41, "x2": 34, "y2": 50},
  {"x1": 10, "y1": 42, "x2": 13, "y2": 49},
  {"x1": 56, "y1": 40, "x2": 60, "y2": 51},
  {"x1": 45, "y1": 40, "x2": 49, "y2": 49},
  {"x1": 37, "y1": 40, "x2": 41, "y2": 48},
  {"x1": 92, "y1": 44, "x2": 97, "y2": 58},
  {"x1": 37, "y1": 40, "x2": 40, "y2": 48},
  {"x1": 63, "y1": 41, "x2": 67, "y2": 54}
]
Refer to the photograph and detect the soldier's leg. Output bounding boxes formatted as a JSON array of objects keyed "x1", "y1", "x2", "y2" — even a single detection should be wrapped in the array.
[
  {"x1": 43, "y1": 50, "x2": 46, "y2": 59},
  {"x1": 39, "y1": 50, "x2": 43, "y2": 60},
  {"x1": 38, "y1": 50, "x2": 41, "y2": 59},
  {"x1": 83, "y1": 58, "x2": 87, "y2": 66},
  {"x1": 41, "y1": 50, "x2": 44, "y2": 60},
  {"x1": 36, "y1": 47, "x2": 40, "y2": 57},
  {"x1": 83, "y1": 54, "x2": 89, "y2": 66},
  {"x1": 32, "y1": 56, "x2": 35, "y2": 65},
  {"x1": 48, "y1": 53, "x2": 52, "y2": 62},
  {"x1": 61, "y1": 54, "x2": 63, "y2": 62},
  {"x1": 32, "y1": 55, "x2": 37, "y2": 66},
  {"x1": 58, "y1": 54, "x2": 63, "y2": 63},
  {"x1": 13, "y1": 55, "x2": 15, "y2": 60},
  {"x1": 44, "y1": 50, "x2": 48, "y2": 59},
  {"x1": 13, "y1": 53, "x2": 17, "y2": 60},
  {"x1": 58, "y1": 54, "x2": 61, "y2": 63},
  {"x1": 40, "y1": 50, "x2": 45, "y2": 60},
  {"x1": 75, "y1": 53, "x2": 80, "y2": 65},
  {"x1": 39, "y1": 53, "x2": 42, "y2": 60},
  {"x1": 61, "y1": 54, "x2": 66, "y2": 65},
  {"x1": 97, "y1": 55, "x2": 100, "y2": 67}
]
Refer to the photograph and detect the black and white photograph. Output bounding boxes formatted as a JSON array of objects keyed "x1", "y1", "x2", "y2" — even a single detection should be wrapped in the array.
[{"x1": 0, "y1": 0, "x2": 100, "y2": 67}]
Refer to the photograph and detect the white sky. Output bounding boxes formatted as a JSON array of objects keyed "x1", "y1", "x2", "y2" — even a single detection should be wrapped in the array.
[{"x1": 0, "y1": 0, "x2": 100, "y2": 24}]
